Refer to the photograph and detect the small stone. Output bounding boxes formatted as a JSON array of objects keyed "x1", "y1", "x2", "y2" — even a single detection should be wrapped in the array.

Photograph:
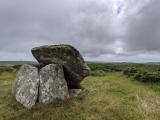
[{"x1": 69, "y1": 89, "x2": 82, "y2": 97}]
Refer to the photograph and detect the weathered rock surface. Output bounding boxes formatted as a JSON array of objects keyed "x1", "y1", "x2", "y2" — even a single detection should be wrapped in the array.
[
  {"x1": 31, "y1": 44, "x2": 90, "y2": 89},
  {"x1": 11, "y1": 64, "x2": 39, "y2": 108},
  {"x1": 69, "y1": 89, "x2": 82, "y2": 97},
  {"x1": 39, "y1": 64, "x2": 69, "y2": 103}
]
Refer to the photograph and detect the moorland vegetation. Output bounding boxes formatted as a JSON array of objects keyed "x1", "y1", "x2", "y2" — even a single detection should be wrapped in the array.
[{"x1": 0, "y1": 63, "x2": 160, "y2": 120}]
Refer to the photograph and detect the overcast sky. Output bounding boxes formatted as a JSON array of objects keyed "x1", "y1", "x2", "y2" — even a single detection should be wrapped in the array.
[{"x1": 0, "y1": 0, "x2": 160, "y2": 62}]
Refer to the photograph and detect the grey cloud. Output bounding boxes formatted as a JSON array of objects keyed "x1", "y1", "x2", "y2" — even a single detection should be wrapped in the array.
[
  {"x1": 122, "y1": 0, "x2": 160, "y2": 54},
  {"x1": 0, "y1": 0, "x2": 118, "y2": 56},
  {"x1": 0, "y1": 0, "x2": 160, "y2": 62}
]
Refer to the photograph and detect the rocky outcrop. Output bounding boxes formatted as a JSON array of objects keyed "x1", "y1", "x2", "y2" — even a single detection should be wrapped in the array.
[
  {"x1": 11, "y1": 64, "x2": 39, "y2": 108},
  {"x1": 39, "y1": 64, "x2": 69, "y2": 103},
  {"x1": 31, "y1": 44, "x2": 90, "y2": 89},
  {"x1": 12, "y1": 44, "x2": 89, "y2": 108}
]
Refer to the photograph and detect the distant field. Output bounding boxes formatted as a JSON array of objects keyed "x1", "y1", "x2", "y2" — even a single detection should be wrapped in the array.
[
  {"x1": 0, "y1": 63, "x2": 160, "y2": 120},
  {"x1": 0, "y1": 61, "x2": 160, "y2": 65},
  {"x1": 0, "y1": 61, "x2": 38, "y2": 65}
]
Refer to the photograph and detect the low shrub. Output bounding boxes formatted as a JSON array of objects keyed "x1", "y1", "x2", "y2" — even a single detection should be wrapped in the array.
[
  {"x1": 91, "y1": 70, "x2": 106, "y2": 76},
  {"x1": 123, "y1": 67, "x2": 160, "y2": 83},
  {"x1": 88, "y1": 63, "x2": 126, "y2": 73},
  {"x1": 123, "y1": 67, "x2": 138, "y2": 77},
  {"x1": 0, "y1": 66, "x2": 14, "y2": 75},
  {"x1": 12, "y1": 64, "x2": 22, "y2": 70}
]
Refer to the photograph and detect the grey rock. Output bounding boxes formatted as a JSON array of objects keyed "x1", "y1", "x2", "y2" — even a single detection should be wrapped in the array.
[
  {"x1": 31, "y1": 44, "x2": 90, "y2": 89},
  {"x1": 11, "y1": 64, "x2": 39, "y2": 108},
  {"x1": 69, "y1": 89, "x2": 82, "y2": 97},
  {"x1": 39, "y1": 64, "x2": 69, "y2": 103}
]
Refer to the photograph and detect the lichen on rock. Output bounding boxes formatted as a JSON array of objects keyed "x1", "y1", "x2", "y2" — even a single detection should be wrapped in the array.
[
  {"x1": 11, "y1": 64, "x2": 39, "y2": 108},
  {"x1": 39, "y1": 64, "x2": 69, "y2": 103},
  {"x1": 31, "y1": 44, "x2": 90, "y2": 89}
]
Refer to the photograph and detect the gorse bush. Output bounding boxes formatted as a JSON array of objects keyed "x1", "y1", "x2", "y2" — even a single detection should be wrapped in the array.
[
  {"x1": 88, "y1": 63, "x2": 137, "y2": 76},
  {"x1": 123, "y1": 66, "x2": 160, "y2": 83},
  {"x1": 123, "y1": 67, "x2": 138, "y2": 77},
  {"x1": 12, "y1": 64, "x2": 22, "y2": 70},
  {"x1": 0, "y1": 66, "x2": 14, "y2": 75},
  {"x1": 88, "y1": 63, "x2": 127, "y2": 73},
  {"x1": 91, "y1": 70, "x2": 106, "y2": 76},
  {"x1": 88, "y1": 63, "x2": 160, "y2": 81}
]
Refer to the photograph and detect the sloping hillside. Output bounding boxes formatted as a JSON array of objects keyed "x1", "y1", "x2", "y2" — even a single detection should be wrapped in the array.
[{"x1": 0, "y1": 71, "x2": 160, "y2": 120}]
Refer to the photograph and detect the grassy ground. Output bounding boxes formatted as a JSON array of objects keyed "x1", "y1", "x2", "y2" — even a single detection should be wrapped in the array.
[{"x1": 0, "y1": 72, "x2": 160, "y2": 120}]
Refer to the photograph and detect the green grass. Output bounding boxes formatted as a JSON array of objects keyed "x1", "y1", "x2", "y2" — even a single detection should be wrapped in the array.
[{"x1": 0, "y1": 72, "x2": 160, "y2": 120}]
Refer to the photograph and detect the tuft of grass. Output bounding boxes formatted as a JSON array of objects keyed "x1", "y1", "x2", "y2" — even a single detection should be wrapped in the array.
[{"x1": 0, "y1": 71, "x2": 160, "y2": 120}]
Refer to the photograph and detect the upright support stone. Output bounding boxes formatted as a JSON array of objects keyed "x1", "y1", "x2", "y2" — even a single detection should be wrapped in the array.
[
  {"x1": 39, "y1": 64, "x2": 69, "y2": 103},
  {"x1": 11, "y1": 64, "x2": 39, "y2": 108}
]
